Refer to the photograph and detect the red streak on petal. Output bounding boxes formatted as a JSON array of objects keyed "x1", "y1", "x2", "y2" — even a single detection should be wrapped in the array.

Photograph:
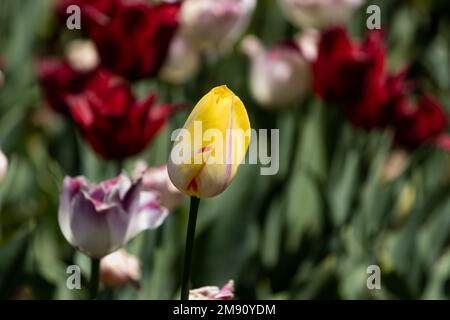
[
  {"x1": 196, "y1": 146, "x2": 213, "y2": 154},
  {"x1": 187, "y1": 178, "x2": 198, "y2": 193}
]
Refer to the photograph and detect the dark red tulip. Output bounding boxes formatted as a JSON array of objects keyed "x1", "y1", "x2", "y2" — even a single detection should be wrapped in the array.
[
  {"x1": 37, "y1": 59, "x2": 95, "y2": 115},
  {"x1": 58, "y1": 0, "x2": 181, "y2": 81},
  {"x1": 313, "y1": 27, "x2": 386, "y2": 106},
  {"x1": 343, "y1": 71, "x2": 389, "y2": 129},
  {"x1": 65, "y1": 68, "x2": 181, "y2": 159},
  {"x1": 376, "y1": 72, "x2": 447, "y2": 149},
  {"x1": 391, "y1": 95, "x2": 447, "y2": 150}
]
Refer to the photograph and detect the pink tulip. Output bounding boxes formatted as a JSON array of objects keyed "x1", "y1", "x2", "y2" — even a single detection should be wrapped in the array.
[
  {"x1": 242, "y1": 35, "x2": 312, "y2": 109},
  {"x1": 189, "y1": 280, "x2": 235, "y2": 300},
  {"x1": 100, "y1": 249, "x2": 140, "y2": 289},
  {"x1": 134, "y1": 162, "x2": 184, "y2": 210}
]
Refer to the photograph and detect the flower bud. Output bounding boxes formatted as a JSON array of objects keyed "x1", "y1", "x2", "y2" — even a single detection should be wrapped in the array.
[
  {"x1": 180, "y1": 0, "x2": 256, "y2": 51},
  {"x1": 168, "y1": 85, "x2": 251, "y2": 198},
  {"x1": 134, "y1": 162, "x2": 184, "y2": 210},
  {"x1": 65, "y1": 40, "x2": 99, "y2": 73},
  {"x1": 58, "y1": 173, "x2": 168, "y2": 258},
  {"x1": 100, "y1": 249, "x2": 140, "y2": 289},
  {"x1": 278, "y1": 0, "x2": 363, "y2": 29},
  {"x1": 159, "y1": 33, "x2": 201, "y2": 84},
  {"x1": 242, "y1": 35, "x2": 311, "y2": 109}
]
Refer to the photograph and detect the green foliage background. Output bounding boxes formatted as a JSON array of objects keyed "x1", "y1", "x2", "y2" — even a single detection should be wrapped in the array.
[{"x1": 1, "y1": 0, "x2": 450, "y2": 299}]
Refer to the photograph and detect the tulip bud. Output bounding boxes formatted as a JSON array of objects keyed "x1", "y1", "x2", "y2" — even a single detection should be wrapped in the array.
[
  {"x1": 278, "y1": 0, "x2": 363, "y2": 29},
  {"x1": 58, "y1": 173, "x2": 168, "y2": 258},
  {"x1": 65, "y1": 40, "x2": 99, "y2": 73},
  {"x1": 0, "y1": 149, "x2": 7, "y2": 184},
  {"x1": 159, "y1": 33, "x2": 201, "y2": 84},
  {"x1": 100, "y1": 249, "x2": 140, "y2": 289},
  {"x1": 168, "y1": 85, "x2": 251, "y2": 198},
  {"x1": 242, "y1": 35, "x2": 311, "y2": 109},
  {"x1": 134, "y1": 162, "x2": 184, "y2": 210},
  {"x1": 180, "y1": 0, "x2": 256, "y2": 52},
  {"x1": 189, "y1": 280, "x2": 235, "y2": 300}
]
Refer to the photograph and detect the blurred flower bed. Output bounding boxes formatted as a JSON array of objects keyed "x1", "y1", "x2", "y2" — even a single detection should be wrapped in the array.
[{"x1": 0, "y1": 0, "x2": 450, "y2": 299}]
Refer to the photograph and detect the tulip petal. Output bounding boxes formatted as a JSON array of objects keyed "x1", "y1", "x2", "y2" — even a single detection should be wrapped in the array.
[
  {"x1": 121, "y1": 177, "x2": 142, "y2": 214},
  {"x1": 194, "y1": 162, "x2": 231, "y2": 197},
  {"x1": 125, "y1": 191, "x2": 169, "y2": 242},
  {"x1": 70, "y1": 193, "x2": 128, "y2": 258},
  {"x1": 103, "y1": 174, "x2": 132, "y2": 205},
  {"x1": 58, "y1": 177, "x2": 87, "y2": 245}
]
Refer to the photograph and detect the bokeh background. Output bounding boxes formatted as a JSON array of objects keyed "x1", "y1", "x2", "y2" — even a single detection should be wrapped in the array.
[{"x1": 1, "y1": 0, "x2": 450, "y2": 299}]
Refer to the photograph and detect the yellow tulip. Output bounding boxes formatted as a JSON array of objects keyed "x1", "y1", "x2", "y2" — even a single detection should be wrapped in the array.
[{"x1": 168, "y1": 85, "x2": 251, "y2": 198}]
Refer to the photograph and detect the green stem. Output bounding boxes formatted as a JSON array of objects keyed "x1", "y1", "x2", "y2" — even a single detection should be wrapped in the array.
[
  {"x1": 89, "y1": 257, "x2": 100, "y2": 300},
  {"x1": 180, "y1": 196, "x2": 200, "y2": 300}
]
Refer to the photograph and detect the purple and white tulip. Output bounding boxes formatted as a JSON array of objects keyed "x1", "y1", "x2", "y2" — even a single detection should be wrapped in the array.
[{"x1": 58, "y1": 173, "x2": 168, "y2": 258}]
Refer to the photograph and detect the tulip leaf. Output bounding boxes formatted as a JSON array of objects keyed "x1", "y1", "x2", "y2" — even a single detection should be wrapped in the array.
[
  {"x1": 291, "y1": 256, "x2": 336, "y2": 299},
  {"x1": 298, "y1": 101, "x2": 327, "y2": 181},
  {"x1": 195, "y1": 164, "x2": 261, "y2": 285},
  {"x1": 424, "y1": 36, "x2": 450, "y2": 90},
  {"x1": 32, "y1": 224, "x2": 67, "y2": 286},
  {"x1": 276, "y1": 110, "x2": 297, "y2": 178},
  {"x1": 422, "y1": 248, "x2": 450, "y2": 299},
  {"x1": 261, "y1": 197, "x2": 284, "y2": 269},
  {"x1": 418, "y1": 195, "x2": 450, "y2": 269},
  {"x1": 286, "y1": 169, "x2": 322, "y2": 253},
  {"x1": 328, "y1": 150, "x2": 360, "y2": 226},
  {"x1": 0, "y1": 228, "x2": 30, "y2": 298}
]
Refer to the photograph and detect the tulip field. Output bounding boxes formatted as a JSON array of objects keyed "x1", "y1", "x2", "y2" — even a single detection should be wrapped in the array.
[{"x1": 1, "y1": 0, "x2": 450, "y2": 301}]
